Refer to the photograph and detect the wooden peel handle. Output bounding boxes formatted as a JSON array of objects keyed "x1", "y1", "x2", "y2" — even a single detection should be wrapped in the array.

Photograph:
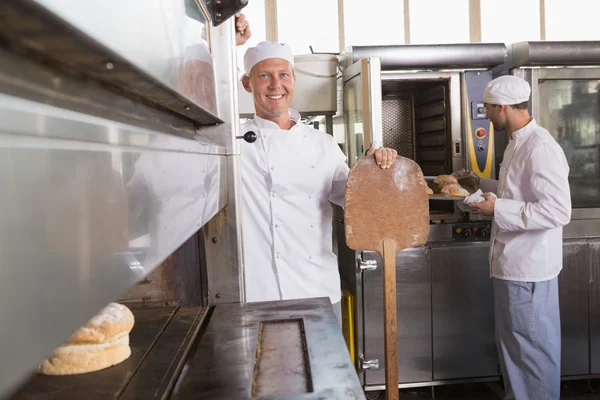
[{"x1": 383, "y1": 238, "x2": 399, "y2": 400}]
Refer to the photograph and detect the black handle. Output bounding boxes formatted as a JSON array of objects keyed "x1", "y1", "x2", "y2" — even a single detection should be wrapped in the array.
[{"x1": 237, "y1": 131, "x2": 257, "y2": 143}]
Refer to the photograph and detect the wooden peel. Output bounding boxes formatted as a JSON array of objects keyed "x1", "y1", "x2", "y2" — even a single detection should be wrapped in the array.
[{"x1": 345, "y1": 156, "x2": 429, "y2": 400}]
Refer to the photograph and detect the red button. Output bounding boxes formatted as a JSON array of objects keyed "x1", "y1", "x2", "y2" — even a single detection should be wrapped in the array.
[{"x1": 475, "y1": 128, "x2": 487, "y2": 138}]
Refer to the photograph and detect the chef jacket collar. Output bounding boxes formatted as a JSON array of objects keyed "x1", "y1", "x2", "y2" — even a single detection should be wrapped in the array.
[
  {"x1": 510, "y1": 118, "x2": 537, "y2": 141},
  {"x1": 253, "y1": 108, "x2": 301, "y2": 130}
]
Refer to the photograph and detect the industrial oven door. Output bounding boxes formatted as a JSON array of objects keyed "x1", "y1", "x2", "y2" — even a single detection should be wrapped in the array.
[
  {"x1": 342, "y1": 57, "x2": 383, "y2": 167},
  {"x1": 516, "y1": 67, "x2": 600, "y2": 213}
]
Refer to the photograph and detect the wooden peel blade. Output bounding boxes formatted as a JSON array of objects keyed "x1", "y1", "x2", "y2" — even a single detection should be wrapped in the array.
[{"x1": 344, "y1": 156, "x2": 430, "y2": 400}]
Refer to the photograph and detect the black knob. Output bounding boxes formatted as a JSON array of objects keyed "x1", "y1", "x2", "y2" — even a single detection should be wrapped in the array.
[
  {"x1": 480, "y1": 229, "x2": 488, "y2": 237},
  {"x1": 478, "y1": 144, "x2": 486, "y2": 151},
  {"x1": 237, "y1": 131, "x2": 257, "y2": 143},
  {"x1": 462, "y1": 229, "x2": 471, "y2": 237}
]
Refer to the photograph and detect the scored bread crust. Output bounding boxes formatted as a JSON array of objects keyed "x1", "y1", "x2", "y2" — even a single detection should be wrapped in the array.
[
  {"x1": 67, "y1": 303, "x2": 135, "y2": 344},
  {"x1": 38, "y1": 333, "x2": 131, "y2": 375},
  {"x1": 433, "y1": 175, "x2": 458, "y2": 186}
]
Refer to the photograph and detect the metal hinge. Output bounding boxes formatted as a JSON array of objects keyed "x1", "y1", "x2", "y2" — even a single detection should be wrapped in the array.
[
  {"x1": 360, "y1": 354, "x2": 380, "y2": 371},
  {"x1": 357, "y1": 258, "x2": 378, "y2": 276}
]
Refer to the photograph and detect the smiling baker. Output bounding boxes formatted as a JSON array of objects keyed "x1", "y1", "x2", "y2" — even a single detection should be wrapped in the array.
[{"x1": 239, "y1": 41, "x2": 397, "y2": 323}]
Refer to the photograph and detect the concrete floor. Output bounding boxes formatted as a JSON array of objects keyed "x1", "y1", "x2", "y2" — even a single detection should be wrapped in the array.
[{"x1": 365, "y1": 379, "x2": 600, "y2": 399}]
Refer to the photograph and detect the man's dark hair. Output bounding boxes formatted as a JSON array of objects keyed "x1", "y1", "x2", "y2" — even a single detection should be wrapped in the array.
[{"x1": 509, "y1": 101, "x2": 528, "y2": 110}]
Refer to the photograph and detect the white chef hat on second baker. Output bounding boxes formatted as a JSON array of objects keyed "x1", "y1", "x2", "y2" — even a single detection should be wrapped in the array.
[
  {"x1": 483, "y1": 75, "x2": 531, "y2": 105},
  {"x1": 243, "y1": 41, "x2": 294, "y2": 75}
]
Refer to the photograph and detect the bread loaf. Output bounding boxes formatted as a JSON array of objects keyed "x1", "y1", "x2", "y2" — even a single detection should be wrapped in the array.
[
  {"x1": 433, "y1": 175, "x2": 458, "y2": 186},
  {"x1": 38, "y1": 303, "x2": 134, "y2": 375},
  {"x1": 440, "y1": 184, "x2": 470, "y2": 197}
]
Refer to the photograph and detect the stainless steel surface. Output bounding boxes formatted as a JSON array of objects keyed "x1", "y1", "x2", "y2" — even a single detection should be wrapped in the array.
[
  {"x1": 170, "y1": 298, "x2": 365, "y2": 399},
  {"x1": 563, "y1": 219, "x2": 600, "y2": 239},
  {"x1": 364, "y1": 376, "x2": 500, "y2": 391},
  {"x1": 0, "y1": 94, "x2": 224, "y2": 155},
  {"x1": 572, "y1": 209, "x2": 600, "y2": 220},
  {"x1": 560, "y1": 240, "x2": 590, "y2": 376},
  {"x1": 343, "y1": 63, "x2": 365, "y2": 165},
  {"x1": 430, "y1": 242, "x2": 497, "y2": 380},
  {"x1": 591, "y1": 240, "x2": 600, "y2": 374},
  {"x1": 8, "y1": 305, "x2": 208, "y2": 400},
  {"x1": 0, "y1": 46, "x2": 198, "y2": 139},
  {"x1": 120, "y1": 233, "x2": 205, "y2": 307},
  {"x1": 367, "y1": 58, "x2": 384, "y2": 150},
  {"x1": 427, "y1": 194, "x2": 469, "y2": 201},
  {"x1": 362, "y1": 248, "x2": 432, "y2": 385},
  {"x1": 538, "y1": 67, "x2": 600, "y2": 80},
  {"x1": 343, "y1": 57, "x2": 382, "y2": 166},
  {"x1": 341, "y1": 44, "x2": 507, "y2": 71},
  {"x1": 0, "y1": 1, "x2": 220, "y2": 126},
  {"x1": 252, "y1": 320, "x2": 312, "y2": 397},
  {"x1": 515, "y1": 67, "x2": 600, "y2": 217},
  {"x1": 202, "y1": 18, "x2": 246, "y2": 304},
  {"x1": 382, "y1": 98, "x2": 413, "y2": 159},
  {"x1": 204, "y1": 158, "x2": 245, "y2": 304},
  {"x1": 427, "y1": 224, "x2": 454, "y2": 243},
  {"x1": 449, "y1": 71, "x2": 464, "y2": 173},
  {"x1": 536, "y1": 73, "x2": 600, "y2": 209},
  {"x1": 32, "y1": 0, "x2": 218, "y2": 116},
  {"x1": 0, "y1": 95, "x2": 226, "y2": 397},
  {"x1": 361, "y1": 357, "x2": 380, "y2": 371},
  {"x1": 359, "y1": 259, "x2": 379, "y2": 273},
  {"x1": 499, "y1": 42, "x2": 600, "y2": 71},
  {"x1": 333, "y1": 208, "x2": 364, "y2": 376},
  {"x1": 199, "y1": 17, "x2": 242, "y2": 151}
]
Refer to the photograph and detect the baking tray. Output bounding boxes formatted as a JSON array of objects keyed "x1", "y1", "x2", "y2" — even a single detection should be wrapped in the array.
[{"x1": 7, "y1": 304, "x2": 207, "y2": 400}]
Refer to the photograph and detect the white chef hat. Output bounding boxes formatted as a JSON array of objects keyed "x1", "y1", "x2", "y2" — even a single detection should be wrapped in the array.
[
  {"x1": 243, "y1": 41, "x2": 294, "y2": 75},
  {"x1": 483, "y1": 75, "x2": 531, "y2": 105}
]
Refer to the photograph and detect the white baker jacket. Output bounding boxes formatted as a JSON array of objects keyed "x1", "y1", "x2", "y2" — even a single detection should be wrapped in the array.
[
  {"x1": 241, "y1": 109, "x2": 349, "y2": 304},
  {"x1": 490, "y1": 119, "x2": 571, "y2": 281}
]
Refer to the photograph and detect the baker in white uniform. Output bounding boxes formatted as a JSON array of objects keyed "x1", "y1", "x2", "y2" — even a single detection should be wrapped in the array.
[
  {"x1": 467, "y1": 75, "x2": 571, "y2": 400},
  {"x1": 240, "y1": 41, "x2": 397, "y2": 321}
]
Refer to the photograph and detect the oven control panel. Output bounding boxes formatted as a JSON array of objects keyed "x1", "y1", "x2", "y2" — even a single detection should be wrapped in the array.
[{"x1": 452, "y1": 222, "x2": 492, "y2": 241}]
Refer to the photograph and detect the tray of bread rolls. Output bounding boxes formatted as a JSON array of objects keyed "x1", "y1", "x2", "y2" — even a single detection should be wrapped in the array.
[{"x1": 425, "y1": 175, "x2": 474, "y2": 201}]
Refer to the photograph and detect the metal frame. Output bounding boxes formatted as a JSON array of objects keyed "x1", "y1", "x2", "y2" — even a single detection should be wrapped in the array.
[
  {"x1": 342, "y1": 57, "x2": 384, "y2": 158},
  {"x1": 202, "y1": 17, "x2": 246, "y2": 304},
  {"x1": 0, "y1": 0, "x2": 222, "y2": 126},
  {"x1": 380, "y1": 70, "x2": 465, "y2": 172},
  {"x1": 340, "y1": 44, "x2": 506, "y2": 71},
  {"x1": 513, "y1": 66, "x2": 600, "y2": 222},
  {"x1": 0, "y1": 3, "x2": 244, "y2": 396},
  {"x1": 365, "y1": 376, "x2": 500, "y2": 391}
]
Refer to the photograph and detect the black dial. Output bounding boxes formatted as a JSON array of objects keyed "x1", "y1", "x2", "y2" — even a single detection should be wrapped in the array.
[{"x1": 237, "y1": 131, "x2": 257, "y2": 143}]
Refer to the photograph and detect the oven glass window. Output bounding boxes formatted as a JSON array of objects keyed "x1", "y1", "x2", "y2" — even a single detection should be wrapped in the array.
[{"x1": 538, "y1": 79, "x2": 600, "y2": 208}]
